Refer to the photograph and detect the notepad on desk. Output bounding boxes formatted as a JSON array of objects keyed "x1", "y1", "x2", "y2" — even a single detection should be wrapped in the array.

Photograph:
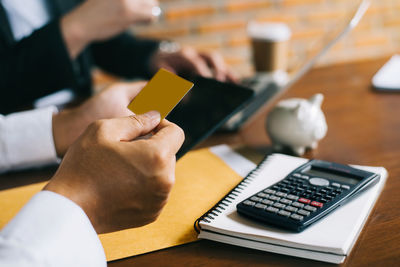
[{"x1": 196, "y1": 153, "x2": 387, "y2": 264}]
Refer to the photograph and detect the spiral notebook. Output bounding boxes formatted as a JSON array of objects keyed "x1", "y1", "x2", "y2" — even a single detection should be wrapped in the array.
[{"x1": 195, "y1": 154, "x2": 387, "y2": 264}]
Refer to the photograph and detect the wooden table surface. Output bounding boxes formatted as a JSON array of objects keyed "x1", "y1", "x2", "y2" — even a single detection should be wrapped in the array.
[
  {"x1": 111, "y1": 57, "x2": 400, "y2": 266},
  {"x1": 1, "y1": 57, "x2": 399, "y2": 266}
]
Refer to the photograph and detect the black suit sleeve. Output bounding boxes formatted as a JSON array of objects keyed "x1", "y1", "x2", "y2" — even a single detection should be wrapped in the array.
[
  {"x1": 0, "y1": 19, "x2": 78, "y2": 113},
  {"x1": 90, "y1": 33, "x2": 160, "y2": 79}
]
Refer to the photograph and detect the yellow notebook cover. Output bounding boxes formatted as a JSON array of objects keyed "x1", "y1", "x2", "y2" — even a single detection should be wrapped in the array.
[{"x1": 0, "y1": 148, "x2": 242, "y2": 261}]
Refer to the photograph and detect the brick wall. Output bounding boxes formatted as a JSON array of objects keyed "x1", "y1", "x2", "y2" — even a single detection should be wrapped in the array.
[{"x1": 131, "y1": 0, "x2": 400, "y2": 77}]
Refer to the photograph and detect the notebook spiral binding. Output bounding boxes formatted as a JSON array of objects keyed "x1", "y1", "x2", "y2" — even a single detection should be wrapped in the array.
[{"x1": 194, "y1": 154, "x2": 273, "y2": 233}]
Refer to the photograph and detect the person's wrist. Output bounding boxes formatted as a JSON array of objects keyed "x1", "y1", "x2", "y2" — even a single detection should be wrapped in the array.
[
  {"x1": 52, "y1": 107, "x2": 87, "y2": 156},
  {"x1": 60, "y1": 12, "x2": 92, "y2": 59}
]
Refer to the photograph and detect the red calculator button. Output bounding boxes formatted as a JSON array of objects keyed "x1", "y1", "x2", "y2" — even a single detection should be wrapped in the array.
[
  {"x1": 311, "y1": 201, "x2": 323, "y2": 208},
  {"x1": 298, "y1": 198, "x2": 311, "y2": 204}
]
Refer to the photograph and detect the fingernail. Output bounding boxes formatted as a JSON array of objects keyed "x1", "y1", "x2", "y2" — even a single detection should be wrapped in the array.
[{"x1": 145, "y1": 110, "x2": 161, "y2": 122}]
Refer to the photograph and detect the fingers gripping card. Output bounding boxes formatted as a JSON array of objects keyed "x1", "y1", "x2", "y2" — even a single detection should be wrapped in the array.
[{"x1": 128, "y1": 69, "x2": 194, "y2": 119}]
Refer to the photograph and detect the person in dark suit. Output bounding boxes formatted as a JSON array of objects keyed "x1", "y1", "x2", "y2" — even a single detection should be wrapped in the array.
[{"x1": 0, "y1": 0, "x2": 235, "y2": 114}]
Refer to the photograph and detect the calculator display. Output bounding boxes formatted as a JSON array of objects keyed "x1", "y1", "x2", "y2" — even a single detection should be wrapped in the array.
[{"x1": 302, "y1": 167, "x2": 360, "y2": 185}]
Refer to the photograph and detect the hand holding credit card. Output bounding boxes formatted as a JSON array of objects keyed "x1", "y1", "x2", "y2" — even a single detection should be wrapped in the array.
[{"x1": 127, "y1": 69, "x2": 194, "y2": 119}]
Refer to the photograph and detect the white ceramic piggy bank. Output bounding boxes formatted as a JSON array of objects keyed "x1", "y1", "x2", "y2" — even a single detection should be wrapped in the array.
[{"x1": 266, "y1": 94, "x2": 327, "y2": 155}]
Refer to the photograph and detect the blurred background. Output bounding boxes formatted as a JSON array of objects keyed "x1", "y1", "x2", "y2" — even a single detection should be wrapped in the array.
[{"x1": 130, "y1": 0, "x2": 400, "y2": 78}]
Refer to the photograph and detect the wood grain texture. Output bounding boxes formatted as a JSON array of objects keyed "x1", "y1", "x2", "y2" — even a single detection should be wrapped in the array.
[
  {"x1": 1, "y1": 57, "x2": 398, "y2": 266},
  {"x1": 110, "y1": 57, "x2": 400, "y2": 266}
]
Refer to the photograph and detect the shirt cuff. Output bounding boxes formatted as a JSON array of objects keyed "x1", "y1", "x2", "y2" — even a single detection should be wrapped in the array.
[
  {"x1": 0, "y1": 191, "x2": 106, "y2": 267},
  {"x1": 0, "y1": 106, "x2": 60, "y2": 173}
]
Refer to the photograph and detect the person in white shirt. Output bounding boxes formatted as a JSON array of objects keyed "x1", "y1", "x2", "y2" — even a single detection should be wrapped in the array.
[
  {"x1": 0, "y1": 81, "x2": 147, "y2": 173},
  {"x1": 0, "y1": 110, "x2": 184, "y2": 266}
]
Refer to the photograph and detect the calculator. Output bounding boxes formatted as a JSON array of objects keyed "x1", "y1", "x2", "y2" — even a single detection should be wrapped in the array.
[{"x1": 236, "y1": 159, "x2": 380, "y2": 232}]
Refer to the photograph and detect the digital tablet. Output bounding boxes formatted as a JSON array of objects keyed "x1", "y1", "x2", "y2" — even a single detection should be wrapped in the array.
[{"x1": 166, "y1": 76, "x2": 255, "y2": 159}]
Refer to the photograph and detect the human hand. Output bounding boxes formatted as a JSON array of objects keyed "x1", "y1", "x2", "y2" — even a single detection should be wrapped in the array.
[
  {"x1": 52, "y1": 81, "x2": 146, "y2": 156},
  {"x1": 45, "y1": 113, "x2": 185, "y2": 234},
  {"x1": 61, "y1": 0, "x2": 160, "y2": 58},
  {"x1": 149, "y1": 46, "x2": 238, "y2": 83}
]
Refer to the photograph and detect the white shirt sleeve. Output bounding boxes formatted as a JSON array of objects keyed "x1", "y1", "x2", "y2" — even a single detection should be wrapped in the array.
[
  {"x1": 0, "y1": 107, "x2": 60, "y2": 174},
  {"x1": 0, "y1": 191, "x2": 106, "y2": 267}
]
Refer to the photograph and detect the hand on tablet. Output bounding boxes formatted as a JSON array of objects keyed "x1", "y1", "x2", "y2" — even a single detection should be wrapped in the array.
[{"x1": 149, "y1": 46, "x2": 238, "y2": 83}]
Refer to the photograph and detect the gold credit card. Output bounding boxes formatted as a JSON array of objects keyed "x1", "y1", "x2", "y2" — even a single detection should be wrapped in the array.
[{"x1": 127, "y1": 68, "x2": 194, "y2": 119}]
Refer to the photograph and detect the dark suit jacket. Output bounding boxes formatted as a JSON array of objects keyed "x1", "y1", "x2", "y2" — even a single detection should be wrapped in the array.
[{"x1": 0, "y1": 0, "x2": 159, "y2": 114}]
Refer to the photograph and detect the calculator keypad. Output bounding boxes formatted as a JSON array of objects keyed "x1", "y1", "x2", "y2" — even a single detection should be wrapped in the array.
[{"x1": 241, "y1": 174, "x2": 350, "y2": 223}]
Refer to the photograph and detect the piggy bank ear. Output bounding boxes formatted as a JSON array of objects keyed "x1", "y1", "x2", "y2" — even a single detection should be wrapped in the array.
[
  {"x1": 308, "y1": 94, "x2": 324, "y2": 107},
  {"x1": 294, "y1": 102, "x2": 306, "y2": 119}
]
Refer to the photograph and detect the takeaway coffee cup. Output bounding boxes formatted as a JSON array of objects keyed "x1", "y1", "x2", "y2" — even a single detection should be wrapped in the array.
[{"x1": 248, "y1": 22, "x2": 291, "y2": 73}]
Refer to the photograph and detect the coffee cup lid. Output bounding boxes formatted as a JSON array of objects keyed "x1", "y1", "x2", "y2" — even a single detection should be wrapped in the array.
[{"x1": 247, "y1": 22, "x2": 291, "y2": 41}]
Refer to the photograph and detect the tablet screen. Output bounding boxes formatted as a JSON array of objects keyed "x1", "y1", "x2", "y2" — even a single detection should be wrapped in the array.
[{"x1": 167, "y1": 77, "x2": 255, "y2": 159}]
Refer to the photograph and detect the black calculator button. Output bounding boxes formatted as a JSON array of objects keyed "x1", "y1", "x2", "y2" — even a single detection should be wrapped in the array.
[
  {"x1": 266, "y1": 207, "x2": 279, "y2": 213},
  {"x1": 301, "y1": 175, "x2": 310, "y2": 180},
  {"x1": 326, "y1": 187, "x2": 334, "y2": 191},
  {"x1": 292, "y1": 202, "x2": 304, "y2": 208},
  {"x1": 250, "y1": 196, "x2": 263, "y2": 202},
  {"x1": 280, "y1": 198, "x2": 292, "y2": 205},
  {"x1": 282, "y1": 180, "x2": 290, "y2": 184},
  {"x1": 332, "y1": 182, "x2": 341, "y2": 188},
  {"x1": 276, "y1": 192, "x2": 287, "y2": 197},
  {"x1": 320, "y1": 198, "x2": 329, "y2": 203},
  {"x1": 264, "y1": 189, "x2": 276, "y2": 194},
  {"x1": 255, "y1": 203, "x2": 267, "y2": 210},
  {"x1": 262, "y1": 199, "x2": 274, "y2": 205},
  {"x1": 243, "y1": 200, "x2": 256, "y2": 206},
  {"x1": 287, "y1": 194, "x2": 299, "y2": 201},
  {"x1": 304, "y1": 205, "x2": 317, "y2": 212},
  {"x1": 305, "y1": 189, "x2": 313, "y2": 194},
  {"x1": 292, "y1": 173, "x2": 302, "y2": 178},
  {"x1": 272, "y1": 185, "x2": 281, "y2": 190},
  {"x1": 310, "y1": 201, "x2": 323, "y2": 208},
  {"x1": 269, "y1": 196, "x2": 280, "y2": 201},
  {"x1": 298, "y1": 209, "x2": 311, "y2": 216},
  {"x1": 285, "y1": 206, "x2": 298, "y2": 212},
  {"x1": 257, "y1": 192, "x2": 269, "y2": 198},
  {"x1": 315, "y1": 192, "x2": 323, "y2": 198},
  {"x1": 334, "y1": 189, "x2": 342, "y2": 194},
  {"x1": 273, "y1": 203, "x2": 286, "y2": 209},
  {"x1": 278, "y1": 210, "x2": 291, "y2": 217},
  {"x1": 341, "y1": 185, "x2": 350, "y2": 190},
  {"x1": 281, "y1": 188, "x2": 291, "y2": 193},
  {"x1": 290, "y1": 214, "x2": 304, "y2": 221}
]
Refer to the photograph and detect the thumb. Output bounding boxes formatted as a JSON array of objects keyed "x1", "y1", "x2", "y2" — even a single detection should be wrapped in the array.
[{"x1": 99, "y1": 111, "x2": 161, "y2": 141}]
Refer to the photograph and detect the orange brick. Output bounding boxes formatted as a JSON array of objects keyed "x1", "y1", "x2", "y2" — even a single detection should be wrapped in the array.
[
  {"x1": 307, "y1": 10, "x2": 347, "y2": 22},
  {"x1": 224, "y1": 55, "x2": 247, "y2": 66},
  {"x1": 178, "y1": 37, "x2": 222, "y2": 51},
  {"x1": 365, "y1": 5, "x2": 391, "y2": 16},
  {"x1": 282, "y1": 0, "x2": 324, "y2": 7},
  {"x1": 197, "y1": 19, "x2": 247, "y2": 34},
  {"x1": 354, "y1": 35, "x2": 390, "y2": 48},
  {"x1": 225, "y1": 0, "x2": 271, "y2": 13},
  {"x1": 134, "y1": 25, "x2": 190, "y2": 39},
  {"x1": 291, "y1": 28, "x2": 326, "y2": 40},
  {"x1": 228, "y1": 34, "x2": 250, "y2": 47},
  {"x1": 165, "y1": 5, "x2": 216, "y2": 20},
  {"x1": 384, "y1": 17, "x2": 400, "y2": 28},
  {"x1": 256, "y1": 14, "x2": 298, "y2": 24}
]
